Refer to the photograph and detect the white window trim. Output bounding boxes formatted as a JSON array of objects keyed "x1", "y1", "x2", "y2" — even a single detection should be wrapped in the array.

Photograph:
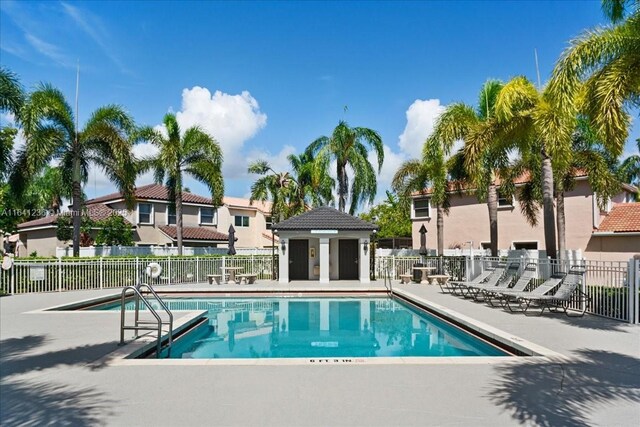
[
  {"x1": 165, "y1": 205, "x2": 176, "y2": 226},
  {"x1": 137, "y1": 202, "x2": 154, "y2": 225},
  {"x1": 411, "y1": 197, "x2": 431, "y2": 220},
  {"x1": 511, "y1": 240, "x2": 539, "y2": 250},
  {"x1": 234, "y1": 215, "x2": 250, "y2": 227},
  {"x1": 497, "y1": 190, "x2": 515, "y2": 208},
  {"x1": 199, "y1": 207, "x2": 217, "y2": 226}
]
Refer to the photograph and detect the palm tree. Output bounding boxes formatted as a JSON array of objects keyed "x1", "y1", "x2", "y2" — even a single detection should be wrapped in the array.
[
  {"x1": 1, "y1": 67, "x2": 24, "y2": 180},
  {"x1": 548, "y1": 0, "x2": 638, "y2": 158},
  {"x1": 429, "y1": 80, "x2": 510, "y2": 257},
  {"x1": 619, "y1": 138, "x2": 639, "y2": 192},
  {"x1": 470, "y1": 76, "x2": 575, "y2": 259},
  {"x1": 141, "y1": 113, "x2": 224, "y2": 255},
  {"x1": 392, "y1": 135, "x2": 453, "y2": 255},
  {"x1": 10, "y1": 84, "x2": 137, "y2": 257},
  {"x1": 21, "y1": 165, "x2": 74, "y2": 215},
  {"x1": 305, "y1": 121, "x2": 384, "y2": 214},
  {"x1": 288, "y1": 151, "x2": 334, "y2": 208},
  {"x1": 248, "y1": 160, "x2": 301, "y2": 222}
]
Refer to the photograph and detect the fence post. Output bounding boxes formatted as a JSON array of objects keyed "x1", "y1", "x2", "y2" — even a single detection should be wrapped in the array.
[
  {"x1": 196, "y1": 257, "x2": 200, "y2": 283},
  {"x1": 391, "y1": 255, "x2": 395, "y2": 278},
  {"x1": 629, "y1": 257, "x2": 640, "y2": 324},
  {"x1": 135, "y1": 257, "x2": 139, "y2": 282},
  {"x1": 465, "y1": 255, "x2": 470, "y2": 281},
  {"x1": 99, "y1": 257, "x2": 104, "y2": 290},
  {"x1": 168, "y1": 256, "x2": 171, "y2": 282},
  {"x1": 57, "y1": 258, "x2": 62, "y2": 292},
  {"x1": 10, "y1": 261, "x2": 15, "y2": 295},
  {"x1": 222, "y1": 256, "x2": 226, "y2": 277}
]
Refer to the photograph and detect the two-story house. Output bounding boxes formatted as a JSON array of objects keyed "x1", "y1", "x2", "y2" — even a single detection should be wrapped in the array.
[
  {"x1": 16, "y1": 184, "x2": 276, "y2": 256},
  {"x1": 411, "y1": 172, "x2": 639, "y2": 261}
]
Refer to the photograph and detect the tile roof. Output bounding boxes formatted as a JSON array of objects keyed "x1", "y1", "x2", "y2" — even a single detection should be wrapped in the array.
[
  {"x1": 85, "y1": 184, "x2": 214, "y2": 205},
  {"x1": 413, "y1": 169, "x2": 589, "y2": 196},
  {"x1": 18, "y1": 204, "x2": 132, "y2": 230},
  {"x1": 262, "y1": 232, "x2": 279, "y2": 243},
  {"x1": 223, "y1": 197, "x2": 272, "y2": 214},
  {"x1": 597, "y1": 203, "x2": 640, "y2": 233},
  {"x1": 272, "y1": 206, "x2": 377, "y2": 231},
  {"x1": 158, "y1": 226, "x2": 229, "y2": 242}
]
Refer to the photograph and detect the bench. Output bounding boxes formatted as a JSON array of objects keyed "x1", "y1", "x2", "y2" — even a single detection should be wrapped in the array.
[
  {"x1": 207, "y1": 274, "x2": 223, "y2": 285},
  {"x1": 399, "y1": 274, "x2": 412, "y2": 284},
  {"x1": 237, "y1": 274, "x2": 257, "y2": 284}
]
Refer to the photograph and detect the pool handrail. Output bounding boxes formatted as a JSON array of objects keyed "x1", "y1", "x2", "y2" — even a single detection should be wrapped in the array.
[{"x1": 119, "y1": 283, "x2": 174, "y2": 358}]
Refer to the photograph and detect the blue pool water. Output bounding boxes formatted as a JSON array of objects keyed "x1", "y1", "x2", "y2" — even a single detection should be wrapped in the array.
[{"x1": 97, "y1": 297, "x2": 508, "y2": 359}]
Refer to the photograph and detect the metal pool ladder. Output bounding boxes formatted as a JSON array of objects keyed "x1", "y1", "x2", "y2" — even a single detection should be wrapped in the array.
[
  {"x1": 384, "y1": 266, "x2": 393, "y2": 296},
  {"x1": 119, "y1": 283, "x2": 174, "y2": 358}
]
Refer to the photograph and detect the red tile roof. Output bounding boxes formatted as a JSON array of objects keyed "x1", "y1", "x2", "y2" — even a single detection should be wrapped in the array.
[
  {"x1": 158, "y1": 226, "x2": 229, "y2": 242},
  {"x1": 18, "y1": 204, "x2": 132, "y2": 230},
  {"x1": 597, "y1": 203, "x2": 640, "y2": 233},
  {"x1": 412, "y1": 169, "x2": 589, "y2": 196},
  {"x1": 262, "y1": 232, "x2": 279, "y2": 243},
  {"x1": 85, "y1": 184, "x2": 213, "y2": 205}
]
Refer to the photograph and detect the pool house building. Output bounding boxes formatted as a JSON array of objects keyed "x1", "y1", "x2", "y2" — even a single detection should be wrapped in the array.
[{"x1": 273, "y1": 207, "x2": 378, "y2": 284}]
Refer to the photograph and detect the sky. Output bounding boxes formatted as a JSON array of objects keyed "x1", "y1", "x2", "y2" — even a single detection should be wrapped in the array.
[{"x1": 1, "y1": 0, "x2": 638, "y2": 210}]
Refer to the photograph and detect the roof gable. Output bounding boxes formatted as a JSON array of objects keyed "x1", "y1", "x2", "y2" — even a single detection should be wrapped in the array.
[{"x1": 272, "y1": 206, "x2": 377, "y2": 231}]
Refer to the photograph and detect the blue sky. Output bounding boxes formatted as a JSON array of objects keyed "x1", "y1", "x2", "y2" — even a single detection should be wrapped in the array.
[{"x1": 1, "y1": 0, "x2": 638, "y2": 207}]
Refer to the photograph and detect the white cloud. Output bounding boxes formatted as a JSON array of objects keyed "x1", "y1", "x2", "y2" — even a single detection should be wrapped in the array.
[
  {"x1": 246, "y1": 145, "x2": 297, "y2": 175},
  {"x1": 398, "y1": 99, "x2": 445, "y2": 159},
  {"x1": 60, "y1": 2, "x2": 130, "y2": 74},
  {"x1": 368, "y1": 145, "x2": 407, "y2": 205},
  {"x1": 174, "y1": 87, "x2": 267, "y2": 179},
  {"x1": 24, "y1": 33, "x2": 72, "y2": 68}
]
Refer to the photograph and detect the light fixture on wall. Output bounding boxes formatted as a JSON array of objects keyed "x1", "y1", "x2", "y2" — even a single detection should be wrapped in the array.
[
  {"x1": 281, "y1": 240, "x2": 286, "y2": 254},
  {"x1": 364, "y1": 241, "x2": 369, "y2": 255}
]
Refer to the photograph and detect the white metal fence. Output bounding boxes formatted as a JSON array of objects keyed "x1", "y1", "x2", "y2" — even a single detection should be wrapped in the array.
[
  {"x1": 470, "y1": 256, "x2": 639, "y2": 323},
  {"x1": 55, "y1": 245, "x2": 275, "y2": 258},
  {"x1": 0, "y1": 255, "x2": 278, "y2": 294},
  {"x1": 1, "y1": 253, "x2": 638, "y2": 324}
]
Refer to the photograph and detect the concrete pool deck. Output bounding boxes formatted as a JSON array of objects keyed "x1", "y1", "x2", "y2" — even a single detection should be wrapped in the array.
[{"x1": 1, "y1": 281, "x2": 639, "y2": 426}]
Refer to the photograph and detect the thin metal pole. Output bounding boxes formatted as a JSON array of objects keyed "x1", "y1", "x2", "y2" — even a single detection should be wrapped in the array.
[{"x1": 534, "y1": 48, "x2": 542, "y2": 89}]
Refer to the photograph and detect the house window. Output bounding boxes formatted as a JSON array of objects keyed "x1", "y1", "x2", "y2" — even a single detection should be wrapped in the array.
[
  {"x1": 481, "y1": 242, "x2": 491, "y2": 250},
  {"x1": 266, "y1": 216, "x2": 273, "y2": 229},
  {"x1": 167, "y1": 206, "x2": 176, "y2": 225},
  {"x1": 498, "y1": 191, "x2": 513, "y2": 207},
  {"x1": 413, "y1": 198, "x2": 430, "y2": 218},
  {"x1": 138, "y1": 203, "x2": 153, "y2": 224},
  {"x1": 513, "y1": 242, "x2": 538, "y2": 250},
  {"x1": 235, "y1": 215, "x2": 249, "y2": 227},
  {"x1": 200, "y1": 207, "x2": 216, "y2": 225}
]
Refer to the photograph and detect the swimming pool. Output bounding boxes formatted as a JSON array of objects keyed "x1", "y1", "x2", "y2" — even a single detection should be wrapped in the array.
[{"x1": 95, "y1": 296, "x2": 509, "y2": 359}]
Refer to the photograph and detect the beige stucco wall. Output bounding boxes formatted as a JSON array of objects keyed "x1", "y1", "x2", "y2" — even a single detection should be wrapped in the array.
[
  {"x1": 107, "y1": 200, "x2": 218, "y2": 246},
  {"x1": 216, "y1": 205, "x2": 271, "y2": 248},
  {"x1": 18, "y1": 229, "x2": 60, "y2": 257},
  {"x1": 584, "y1": 235, "x2": 640, "y2": 261},
  {"x1": 411, "y1": 180, "x2": 621, "y2": 255}
]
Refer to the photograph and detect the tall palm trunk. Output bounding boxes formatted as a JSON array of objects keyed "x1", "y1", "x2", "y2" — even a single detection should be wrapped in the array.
[
  {"x1": 487, "y1": 182, "x2": 498, "y2": 257},
  {"x1": 556, "y1": 189, "x2": 566, "y2": 263},
  {"x1": 176, "y1": 186, "x2": 183, "y2": 256},
  {"x1": 436, "y1": 205, "x2": 444, "y2": 255},
  {"x1": 337, "y1": 161, "x2": 347, "y2": 212},
  {"x1": 71, "y1": 154, "x2": 82, "y2": 257},
  {"x1": 541, "y1": 149, "x2": 557, "y2": 259}
]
